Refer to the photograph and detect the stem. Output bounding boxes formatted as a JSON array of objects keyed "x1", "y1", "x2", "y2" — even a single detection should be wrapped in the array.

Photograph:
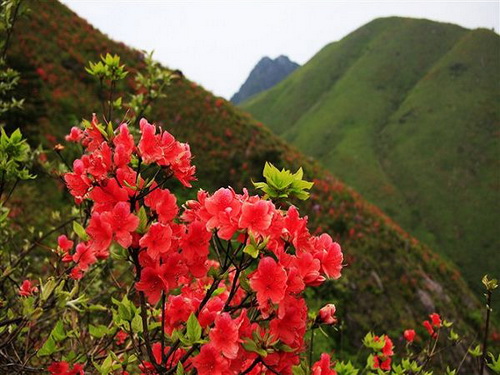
[
  {"x1": 480, "y1": 290, "x2": 492, "y2": 374},
  {"x1": 261, "y1": 360, "x2": 280, "y2": 375},
  {"x1": 240, "y1": 358, "x2": 261, "y2": 375},
  {"x1": 160, "y1": 292, "x2": 166, "y2": 364},
  {"x1": 1, "y1": 0, "x2": 23, "y2": 60},
  {"x1": 309, "y1": 326, "x2": 316, "y2": 368},
  {"x1": 108, "y1": 79, "x2": 115, "y2": 121}
]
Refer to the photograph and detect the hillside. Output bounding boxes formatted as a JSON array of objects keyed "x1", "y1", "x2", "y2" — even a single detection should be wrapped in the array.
[
  {"x1": 242, "y1": 17, "x2": 500, "y2": 300},
  {"x1": 3, "y1": 1, "x2": 487, "y2": 365},
  {"x1": 231, "y1": 55, "x2": 299, "y2": 104}
]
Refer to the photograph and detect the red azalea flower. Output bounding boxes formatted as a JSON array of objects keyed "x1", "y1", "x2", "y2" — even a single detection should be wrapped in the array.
[
  {"x1": 423, "y1": 320, "x2": 437, "y2": 339},
  {"x1": 318, "y1": 304, "x2": 337, "y2": 325},
  {"x1": 101, "y1": 202, "x2": 139, "y2": 248},
  {"x1": 145, "y1": 188, "x2": 178, "y2": 223},
  {"x1": 48, "y1": 361, "x2": 84, "y2": 375},
  {"x1": 115, "y1": 330, "x2": 128, "y2": 345},
  {"x1": 138, "y1": 118, "x2": 161, "y2": 164},
  {"x1": 313, "y1": 233, "x2": 343, "y2": 280},
  {"x1": 86, "y1": 212, "x2": 113, "y2": 254},
  {"x1": 65, "y1": 127, "x2": 83, "y2": 142},
  {"x1": 270, "y1": 297, "x2": 307, "y2": 346},
  {"x1": 48, "y1": 361, "x2": 69, "y2": 374},
  {"x1": 72, "y1": 242, "x2": 97, "y2": 271},
  {"x1": 58, "y1": 235, "x2": 74, "y2": 262},
  {"x1": 180, "y1": 220, "x2": 211, "y2": 262},
  {"x1": 139, "y1": 222, "x2": 173, "y2": 260},
  {"x1": 113, "y1": 124, "x2": 135, "y2": 166},
  {"x1": 312, "y1": 353, "x2": 336, "y2": 375},
  {"x1": 239, "y1": 199, "x2": 274, "y2": 234},
  {"x1": 192, "y1": 344, "x2": 230, "y2": 375},
  {"x1": 380, "y1": 357, "x2": 392, "y2": 371},
  {"x1": 89, "y1": 178, "x2": 129, "y2": 213},
  {"x1": 135, "y1": 266, "x2": 167, "y2": 305},
  {"x1": 430, "y1": 313, "x2": 441, "y2": 327},
  {"x1": 250, "y1": 257, "x2": 288, "y2": 307},
  {"x1": 19, "y1": 280, "x2": 38, "y2": 297},
  {"x1": 382, "y1": 335, "x2": 394, "y2": 357},
  {"x1": 209, "y1": 313, "x2": 240, "y2": 359},
  {"x1": 404, "y1": 329, "x2": 416, "y2": 342},
  {"x1": 58, "y1": 235, "x2": 74, "y2": 251},
  {"x1": 64, "y1": 160, "x2": 91, "y2": 203}
]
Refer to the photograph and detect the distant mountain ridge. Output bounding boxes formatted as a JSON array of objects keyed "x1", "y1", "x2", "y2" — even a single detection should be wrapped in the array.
[
  {"x1": 230, "y1": 55, "x2": 299, "y2": 104},
  {"x1": 242, "y1": 17, "x2": 500, "y2": 301}
]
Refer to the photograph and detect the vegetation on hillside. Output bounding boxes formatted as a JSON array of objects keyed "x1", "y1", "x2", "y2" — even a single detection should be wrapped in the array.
[{"x1": 242, "y1": 17, "x2": 500, "y2": 302}]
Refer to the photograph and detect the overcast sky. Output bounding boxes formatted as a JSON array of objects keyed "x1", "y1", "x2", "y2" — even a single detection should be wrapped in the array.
[{"x1": 61, "y1": 1, "x2": 499, "y2": 99}]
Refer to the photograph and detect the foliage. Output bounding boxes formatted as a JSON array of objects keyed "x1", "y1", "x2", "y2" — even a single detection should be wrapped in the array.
[{"x1": 253, "y1": 162, "x2": 313, "y2": 201}]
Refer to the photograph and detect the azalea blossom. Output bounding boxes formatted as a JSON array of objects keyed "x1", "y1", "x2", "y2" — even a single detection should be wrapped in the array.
[{"x1": 19, "y1": 280, "x2": 38, "y2": 297}]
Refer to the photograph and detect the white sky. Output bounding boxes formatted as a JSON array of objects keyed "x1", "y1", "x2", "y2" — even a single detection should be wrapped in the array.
[{"x1": 61, "y1": 1, "x2": 499, "y2": 99}]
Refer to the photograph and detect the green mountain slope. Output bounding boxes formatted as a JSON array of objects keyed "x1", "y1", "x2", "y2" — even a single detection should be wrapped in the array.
[
  {"x1": 242, "y1": 17, "x2": 500, "y2": 299},
  {"x1": 3, "y1": 2, "x2": 488, "y2": 365}
]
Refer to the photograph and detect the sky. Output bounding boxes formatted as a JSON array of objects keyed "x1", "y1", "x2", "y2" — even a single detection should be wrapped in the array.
[{"x1": 61, "y1": 1, "x2": 499, "y2": 99}]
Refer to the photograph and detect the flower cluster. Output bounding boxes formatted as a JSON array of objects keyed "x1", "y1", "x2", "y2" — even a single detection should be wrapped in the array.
[
  {"x1": 58, "y1": 116, "x2": 343, "y2": 374},
  {"x1": 423, "y1": 313, "x2": 441, "y2": 339},
  {"x1": 63, "y1": 116, "x2": 195, "y2": 278},
  {"x1": 363, "y1": 333, "x2": 394, "y2": 371}
]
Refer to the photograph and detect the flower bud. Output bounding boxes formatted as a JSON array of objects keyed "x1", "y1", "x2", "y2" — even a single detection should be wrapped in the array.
[
  {"x1": 318, "y1": 304, "x2": 337, "y2": 325},
  {"x1": 404, "y1": 329, "x2": 416, "y2": 342}
]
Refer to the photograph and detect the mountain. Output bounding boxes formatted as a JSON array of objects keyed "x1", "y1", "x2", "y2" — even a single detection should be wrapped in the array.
[
  {"x1": 230, "y1": 55, "x2": 299, "y2": 104},
  {"x1": 241, "y1": 17, "x2": 500, "y2": 301},
  {"x1": 5, "y1": 1, "x2": 485, "y2": 364}
]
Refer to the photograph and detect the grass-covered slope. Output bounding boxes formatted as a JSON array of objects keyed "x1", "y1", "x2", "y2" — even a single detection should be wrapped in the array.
[
  {"x1": 242, "y1": 17, "x2": 500, "y2": 297},
  {"x1": 4, "y1": 1, "x2": 487, "y2": 361}
]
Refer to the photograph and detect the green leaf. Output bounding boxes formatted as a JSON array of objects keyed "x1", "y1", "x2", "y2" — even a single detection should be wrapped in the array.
[
  {"x1": 468, "y1": 344, "x2": 482, "y2": 357},
  {"x1": 137, "y1": 206, "x2": 148, "y2": 234},
  {"x1": 186, "y1": 313, "x2": 202, "y2": 343},
  {"x1": 40, "y1": 277, "x2": 57, "y2": 302},
  {"x1": 488, "y1": 353, "x2": 500, "y2": 373},
  {"x1": 253, "y1": 162, "x2": 313, "y2": 201},
  {"x1": 243, "y1": 244, "x2": 259, "y2": 258},
  {"x1": 51, "y1": 320, "x2": 66, "y2": 342},
  {"x1": 73, "y1": 221, "x2": 89, "y2": 241},
  {"x1": 89, "y1": 324, "x2": 109, "y2": 339},
  {"x1": 131, "y1": 313, "x2": 143, "y2": 333},
  {"x1": 37, "y1": 336, "x2": 57, "y2": 357},
  {"x1": 176, "y1": 362, "x2": 185, "y2": 375}
]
